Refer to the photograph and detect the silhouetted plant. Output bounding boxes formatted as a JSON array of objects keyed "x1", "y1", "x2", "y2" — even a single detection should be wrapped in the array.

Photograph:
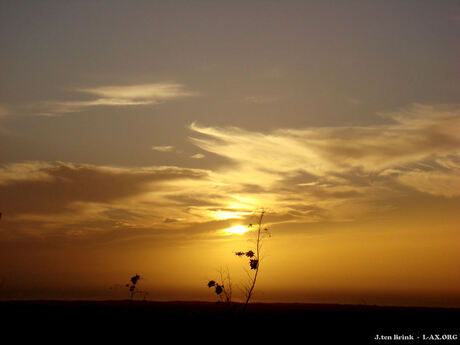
[
  {"x1": 207, "y1": 267, "x2": 233, "y2": 311},
  {"x1": 235, "y1": 210, "x2": 270, "y2": 312},
  {"x1": 126, "y1": 274, "x2": 148, "y2": 302},
  {"x1": 206, "y1": 210, "x2": 270, "y2": 313}
]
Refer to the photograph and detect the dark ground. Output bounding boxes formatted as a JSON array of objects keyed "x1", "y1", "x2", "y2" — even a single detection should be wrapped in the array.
[{"x1": 1, "y1": 300, "x2": 459, "y2": 343}]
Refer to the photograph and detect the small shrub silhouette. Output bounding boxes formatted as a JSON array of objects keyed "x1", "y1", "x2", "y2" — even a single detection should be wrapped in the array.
[
  {"x1": 126, "y1": 274, "x2": 148, "y2": 302},
  {"x1": 207, "y1": 267, "x2": 233, "y2": 311}
]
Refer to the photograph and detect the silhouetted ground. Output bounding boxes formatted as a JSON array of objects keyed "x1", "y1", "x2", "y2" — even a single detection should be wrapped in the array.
[{"x1": 1, "y1": 300, "x2": 459, "y2": 343}]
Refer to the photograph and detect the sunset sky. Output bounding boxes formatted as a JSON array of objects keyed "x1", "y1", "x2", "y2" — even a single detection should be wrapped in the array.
[{"x1": 1, "y1": 0, "x2": 459, "y2": 307}]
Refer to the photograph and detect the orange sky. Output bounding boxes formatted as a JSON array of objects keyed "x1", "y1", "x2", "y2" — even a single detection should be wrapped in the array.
[{"x1": 0, "y1": 0, "x2": 459, "y2": 307}]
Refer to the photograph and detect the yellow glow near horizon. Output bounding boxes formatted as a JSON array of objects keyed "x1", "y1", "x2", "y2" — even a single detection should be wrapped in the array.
[{"x1": 223, "y1": 225, "x2": 249, "y2": 235}]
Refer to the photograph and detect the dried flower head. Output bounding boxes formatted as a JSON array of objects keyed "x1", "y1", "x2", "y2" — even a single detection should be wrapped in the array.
[
  {"x1": 130, "y1": 274, "x2": 140, "y2": 285},
  {"x1": 250, "y1": 259, "x2": 259, "y2": 270},
  {"x1": 208, "y1": 280, "x2": 216, "y2": 288},
  {"x1": 245, "y1": 250, "x2": 255, "y2": 258}
]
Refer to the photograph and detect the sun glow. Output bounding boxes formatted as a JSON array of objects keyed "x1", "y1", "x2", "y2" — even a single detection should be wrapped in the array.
[
  {"x1": 209, "y1": 210, "x2": 250, "y2": 220},
  {"x1": 223, "y1": 225, "x2": 250, "y2": 236}
]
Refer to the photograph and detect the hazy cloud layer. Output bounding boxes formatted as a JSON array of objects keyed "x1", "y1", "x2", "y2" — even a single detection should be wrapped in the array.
[
  {"x1": 0, "y1": 161, "x2": 210, "y2": 240},
  {"x1": 1, "y1": 104, "x2": 459, "y2": 243}
]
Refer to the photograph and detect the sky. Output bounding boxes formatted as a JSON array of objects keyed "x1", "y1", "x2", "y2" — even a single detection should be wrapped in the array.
[{"x1": 0, "y1": 0, "x2": 459, "y2": 307}]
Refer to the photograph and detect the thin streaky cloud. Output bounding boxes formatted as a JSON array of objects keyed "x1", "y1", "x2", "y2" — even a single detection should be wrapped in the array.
[
  {"x1": 152, "y1": 145, "x2": 174, "y2": 152},
  {"x1": 190, "y1": 153, "x2": 205, "y2": 159},
  {"x1": 190, "y1": 104, "x2": 460, "y2": 197},
  {"x1": 39, "y1": 82, "x2": 197, "y2": 116},
  {"x1": 78, "y1": 83, "x2": 196, "y2": 100},
  {"x1": 0, "y1": 161, "x2": 55, "y2": 185}
]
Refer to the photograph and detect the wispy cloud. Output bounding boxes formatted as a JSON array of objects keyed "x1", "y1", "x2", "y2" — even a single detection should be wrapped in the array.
[
  {"x1": 397, "y1": 168, "x2": 460, "y2": 198},
  {"x1": 79, "y1": 83, "x2": 195, "y2": 101},
  {"x1": 0, "y1": 161, "x2": 55, "y2": 185},
  {"x1": 190, "y1": 153, "x2": 205, "y2": 159},
  {"x1": 38, "y1": 82, "x2": 197, "y2": 116},
  {"x1": 190, "y1": 103, "x2": 460, "y2": 198},
  {"x1": 2, "y1": 104, "x2": 459, "y2": 243},
  {"x1": 152, "y1": 145, "x2": 174, "y2": 152}
]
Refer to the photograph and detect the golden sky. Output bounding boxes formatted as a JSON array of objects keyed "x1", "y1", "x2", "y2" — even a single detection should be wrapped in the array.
[{"x1": 0, "y1": 1, "x2": 459, "y2": 307}]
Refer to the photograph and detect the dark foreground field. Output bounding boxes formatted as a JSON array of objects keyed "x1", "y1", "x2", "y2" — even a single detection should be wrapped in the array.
[{"x1": 2, "y1": 300, "x2": 459, "y2": 343}]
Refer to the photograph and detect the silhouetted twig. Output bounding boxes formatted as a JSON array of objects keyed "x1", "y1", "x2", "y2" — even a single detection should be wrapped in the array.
[
  {"x1": 126, "y1": 274, "x2": 148, "y2": 302},
  {"x1": 208, "y1": 267, "x2": 233, "y2": 311},
  {"x1": 236, "y1": 210, "x2": 270, "y2": 312}
]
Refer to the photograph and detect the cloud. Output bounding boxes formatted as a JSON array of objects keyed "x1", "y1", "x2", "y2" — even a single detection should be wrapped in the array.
[
  {"x1": 0, "y1": 161, "x2": 207, "y2": 216},
  {"x1": 190, "y1": 153, "x2": 205, "y2": 159},
  {"x1": 39, "y1": 83, "x2": 197, "y2": 115},
  {"x1": 79, "y1": 83, "x2": 195, "y2": 101},
  {"x1": 0, "y1": 161, "x2": 223, "y2": 242},
  {"x1": 0, "y1": 164, "x2": 251, "y2": 244},
  {"x1": 0, "y1": 161, "x2": 55, "y2": 185},
  {"x1": 189, "y1": 104, "x2": 460, "y2": 199},
  {"x1": 152, "y1": 145, "x2": 174, "y2": 152},
  {"x1": 2, "y1": 103, "x2": 459, "y2": 243},
  {"x1": 397, "y1": 170, "x2": 460, "y2": 198}
]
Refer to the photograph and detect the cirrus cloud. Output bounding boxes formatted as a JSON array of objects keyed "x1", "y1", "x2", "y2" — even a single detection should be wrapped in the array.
[
  {"x1": 152, "y1": 145, "x2": 175, "y2": 152},
  {"x1": 190, "y1": 103, "x2": 460, "y2": 197},
  {"x1": 38, "y1": 82, "x2": 197, "y2": 116}
]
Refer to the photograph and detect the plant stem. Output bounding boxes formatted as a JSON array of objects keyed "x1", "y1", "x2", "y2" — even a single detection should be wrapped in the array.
[{"x1": 243, "y1": 211, "x2": 264, "y2": 312}]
